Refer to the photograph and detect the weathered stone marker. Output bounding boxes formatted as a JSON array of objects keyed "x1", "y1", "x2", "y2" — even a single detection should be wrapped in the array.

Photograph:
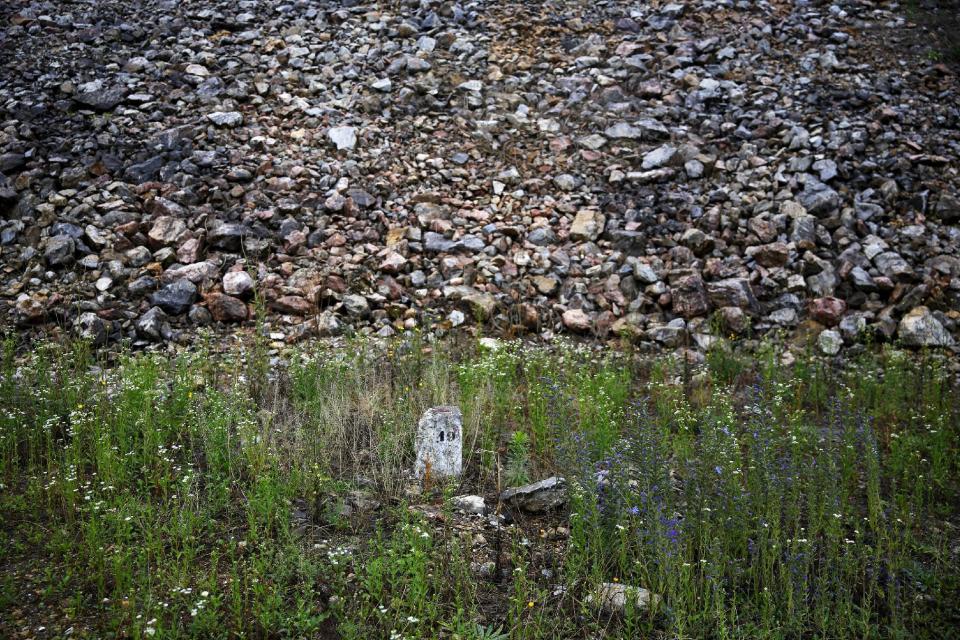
[{"x1": 414, "y1": 406, "x2": 462, "y2": 480}]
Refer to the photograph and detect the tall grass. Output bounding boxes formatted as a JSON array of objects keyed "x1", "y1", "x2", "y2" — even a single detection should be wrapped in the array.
[{"x1": 0, "y1": 336, "x2": 957, "y2": 638}]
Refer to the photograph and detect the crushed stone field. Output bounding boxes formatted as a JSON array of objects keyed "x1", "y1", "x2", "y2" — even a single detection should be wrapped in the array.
[{"x1": 0, "y1": 0, "x2": 958, "y2": 358}]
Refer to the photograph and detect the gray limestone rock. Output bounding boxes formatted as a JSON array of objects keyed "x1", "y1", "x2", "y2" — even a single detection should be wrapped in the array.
[
  {"x1": 500, "y1": 477, "x2": 567, "y2": 513},
  {"x1": 898, "y1": 307, "x2": 954, "y2": 347}
]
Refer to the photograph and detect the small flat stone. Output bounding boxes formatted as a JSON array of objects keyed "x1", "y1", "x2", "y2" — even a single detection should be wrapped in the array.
[
  {"x1": 451, "y1": 495, "x2": 486, "y2": 515},
  {"x1": 207, "y1": 111, "x2": 243, "y2": 127},
  {"x1": 641, "y1": 144, "x2": 677, "y2": 170},
  {"x1": 604, "y1": 123, "x2": 642, "y2": 140},
  {"x1": 328, "y1": 126, "x2": 357, "y2": 150},
  {"x1": 501, "y1": 477, "x2": 567, "y2": 513}
]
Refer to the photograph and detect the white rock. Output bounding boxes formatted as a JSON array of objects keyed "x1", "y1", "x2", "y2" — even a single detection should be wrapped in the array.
[
  {"x1": 223, "y1": 271, "x2": 254, "y2": 297},
  {"x1": 578, "y1": 134, "x2": 607, "y2": 150},
  {"x1": 554, "y1": 173, "x2": 578, "y2": 191},
  {"x1": 604, "y1": 123, "x2": 643, "y2": 139},
  {"x1": 589, "y1": 583, "x2": 660, "y2": 615},
  {"x1": 699, "y1": 78, "x2": 721, "y2": 92},
  {"x1": 448, "y1": 309, "x2": 465, "y2": 326},
  {"x1": 371, "y1": 78, "x2": 392, "y2": 92},
  {"x1": 685, "y1": 159, "x2": 704, "y2": 178},
  {"x1": 537, "y1": 119, "x2": 560, "y2": 133},
  {"x1": 818, "y1": 329, "x2": 843, "y2": 356},
  {"x1": 451, "y1": 495, "x2": 486, "y2": 514},
  {"x1": 328, "y1": 126, "x2": 357, "y2": 150},
  {"x1": 641, "y1": 144, "x2": 677, "y2": 170},
  {"x1": 207, "y1": 111, "x2": 243, "y2": 127}
]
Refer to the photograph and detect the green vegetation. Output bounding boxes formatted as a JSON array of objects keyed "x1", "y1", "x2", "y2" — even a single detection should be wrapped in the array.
[{"x1": 0, "y1": 336, "x2": 958, "y2": 638}]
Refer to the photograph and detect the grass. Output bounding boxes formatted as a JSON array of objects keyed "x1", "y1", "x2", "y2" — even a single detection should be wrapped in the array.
[{"x1": 0, "y1": 335, "x2": 958, "y2": 639}]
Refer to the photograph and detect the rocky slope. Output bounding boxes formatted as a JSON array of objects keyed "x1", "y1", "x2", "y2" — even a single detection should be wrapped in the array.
[{"x1": 1, "y1": 0, "x2": 958, "y2": 353}]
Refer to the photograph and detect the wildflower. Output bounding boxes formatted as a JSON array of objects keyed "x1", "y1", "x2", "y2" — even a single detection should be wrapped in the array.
[
  {"x1": 406, "y1": 616, "x2": 419, "y2": 624},
  {"x1": 527, "y1": 601, "x2": 535, "y2": 608}
]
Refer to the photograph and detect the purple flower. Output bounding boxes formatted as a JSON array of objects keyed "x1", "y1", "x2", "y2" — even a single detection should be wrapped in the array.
[
  {"x1": 666, "y1": 525, "x2": 680, "y2": 545},
  {"x1": 715, "y1": 465, "x2": 723, "y2": 475},
  {"x1": 661, "y1": 516, "x2": 681, "y2": 545}
]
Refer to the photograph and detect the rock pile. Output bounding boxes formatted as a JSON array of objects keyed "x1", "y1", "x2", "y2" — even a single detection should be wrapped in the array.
[{"x1": 1, "y1": 0, "x2": 957, "y2": 353}]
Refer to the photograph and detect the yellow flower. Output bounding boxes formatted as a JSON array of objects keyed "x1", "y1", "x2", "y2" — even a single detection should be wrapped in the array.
[{"x1": 527, "y1": 601, "x2": 535, "y2": 608}]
